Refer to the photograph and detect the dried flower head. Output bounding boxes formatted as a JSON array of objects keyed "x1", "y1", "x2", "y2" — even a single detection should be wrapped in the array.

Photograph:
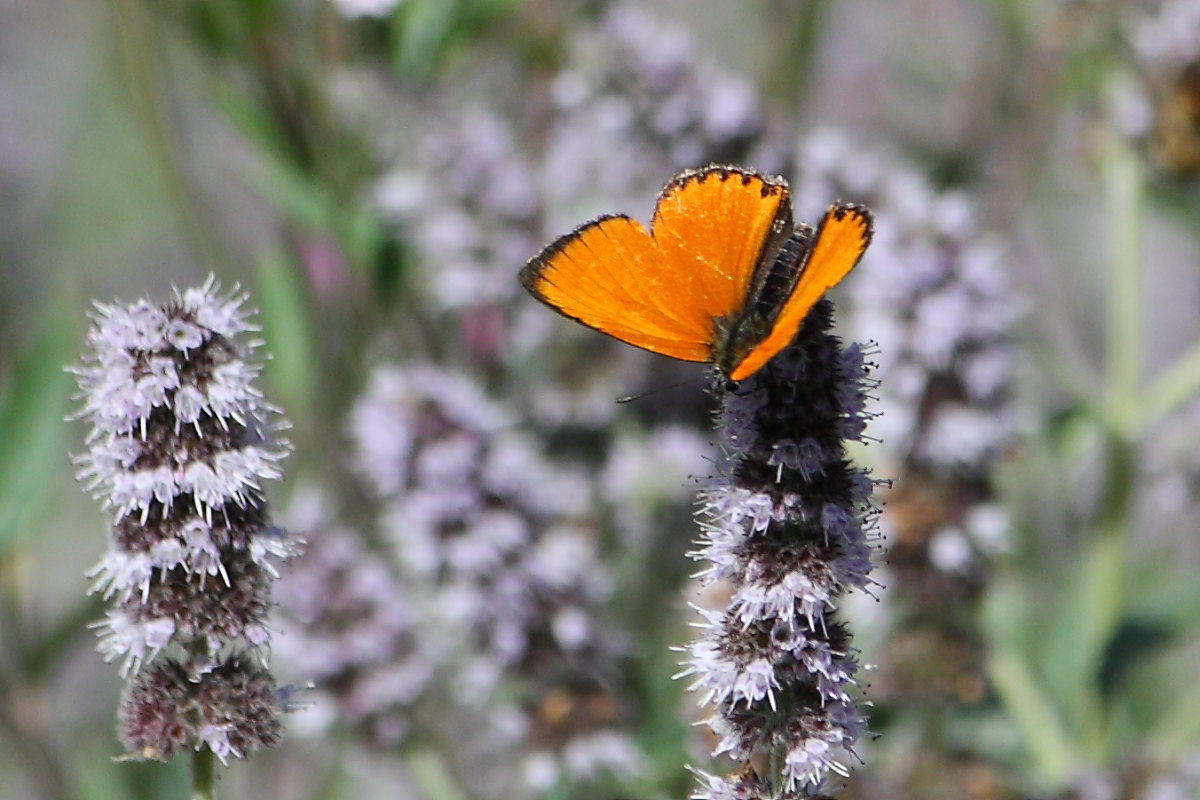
[
  {"x1": 119, "y1": 657, "x2": 282, "y2": 764},
  {"x1": 1124, "y1": 0, "x2": 1200, "y2": 175}
]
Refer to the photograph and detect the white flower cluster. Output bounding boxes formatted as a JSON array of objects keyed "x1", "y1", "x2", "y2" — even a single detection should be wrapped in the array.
[{"x1": 72, "y1": 276, "x2": 298, "y2": 676}]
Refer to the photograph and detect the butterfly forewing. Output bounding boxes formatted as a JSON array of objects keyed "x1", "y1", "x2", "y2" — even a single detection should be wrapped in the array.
[
  {"x1": 651, "y1": 167, "x2": 793, "y2": 336},
  {"x1": 520, "y1": 165, "x2": 794, "y2": 363},
  {"x1": 521, "y1": 215, "x2": 713, "y2": 361}
]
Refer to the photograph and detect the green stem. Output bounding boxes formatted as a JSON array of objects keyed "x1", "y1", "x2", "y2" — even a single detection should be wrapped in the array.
[
  {"x1": 1074, "y1": 434, "x2": 1133, "y2": 761},
  {"x1": 1068, "y1": 124, "x2": 1144, "y2": 764},
  {"x1": 1142, "y1": 336, "x2": 1200, "y2": 428},
  {"x1": 767, "y1": 0, "x2": 831, "y2": 111},
  {"x1": 406, "y1": 747, "x2": 470, "y2": 800},
  {"x1": 192, "y1": 746, "x2": 216, "y2": 800},
  {"x1": 108, "y1": 0, "x2": 231, "y2": 275},
  {"x1": 987, "y1": 647, "x2": 1078, "y2": 787},
  {"x1": 1102, "y1": 134, "x2": 1144, "y2": 435}
]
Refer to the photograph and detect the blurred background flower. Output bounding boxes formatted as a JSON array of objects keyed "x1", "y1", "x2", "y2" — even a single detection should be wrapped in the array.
[{"x1": 6, "y1": 0, "x2": 1200, "y2": 798}]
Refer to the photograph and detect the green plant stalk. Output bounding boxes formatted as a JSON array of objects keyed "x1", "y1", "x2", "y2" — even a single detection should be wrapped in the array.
[
  {"x1": 1102, "y1": 134, "x2": 1143, "y2": 435},
  {"x1": 764, "y1": 0, "x2": 830, "y2": 109},
  {"x1": 1069, "y1": 440, "x2": 1132, "y2": 761},
  {"x1": 1142, "y1": 336, "x2": 1200, "y2": 427},
  {"x1": 108, "y1": 0, "x2": 231, "y2": 275},
  {"x1": 987, "y1": 647, "x2": 1078, "y2": 787},
  {"x1": 406, "y1": 747, "x2": 470, "y2": 800},
  {"x1": 1067, "y1": 131, "x2": 1145, "y2": 762},
  {"x1": 1015, "y1": 128, "x2": 1145, "y2": 789},
  {"x1": 192, "y1": 746, "x2": 215, "y2": 800}
]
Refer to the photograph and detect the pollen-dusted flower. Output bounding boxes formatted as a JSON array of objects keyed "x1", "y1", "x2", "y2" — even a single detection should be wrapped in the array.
[
  {"x1": 680, "y1": 299, "x2": 881, "y2": 798},
  {"x1": 71, "y1": 276, "x2": 300, "y2": 760}
]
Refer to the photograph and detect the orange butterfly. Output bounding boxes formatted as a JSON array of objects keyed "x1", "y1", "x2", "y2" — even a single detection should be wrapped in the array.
[{"x1": 520, "y1": 165, "x2": 873, "y2": 382}]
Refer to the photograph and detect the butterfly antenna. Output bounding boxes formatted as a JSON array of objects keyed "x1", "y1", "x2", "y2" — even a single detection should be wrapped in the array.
[{"x1": 616, "y1": 377, "x2": 702, "y2": 404}]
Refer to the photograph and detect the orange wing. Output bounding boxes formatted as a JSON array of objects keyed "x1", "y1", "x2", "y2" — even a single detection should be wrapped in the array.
[
  {"x1": 727, "y1": 203, "x2": 873, "y2": 381},
  {"x1": 520, "y1": 166, "x2": 793, "y2": 362}
]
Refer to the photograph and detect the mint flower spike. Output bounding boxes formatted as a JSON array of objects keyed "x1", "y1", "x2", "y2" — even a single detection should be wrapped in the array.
[
  {"x1": 679, "y1": 299, "x2": 883, "y2": 799},
  {"x1": 71, "y1": 276, "x2": 301, "y2": 763}
]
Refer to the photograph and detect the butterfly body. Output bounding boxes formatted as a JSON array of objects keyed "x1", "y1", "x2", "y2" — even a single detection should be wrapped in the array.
[
  {"x1": 520, "y1": 165, "x2": 872, "y2": 382},
  {"x1": 711, "y1": 222, "x2": 815, "y2": 377}
]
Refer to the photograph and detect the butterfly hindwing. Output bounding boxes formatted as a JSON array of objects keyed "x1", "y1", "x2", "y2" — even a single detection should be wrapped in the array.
[{"x1": 727, "y1": 203, "x2": 873, "y2": 381}]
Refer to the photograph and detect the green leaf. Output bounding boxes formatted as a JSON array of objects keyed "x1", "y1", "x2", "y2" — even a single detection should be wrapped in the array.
[
  {"x1": 1039, "y1": 526, "x2": 1126, "y2": 757},
  {"x1": 1125, "y1": 563, "x2": 1200, "y2": 635},
  {"x1": 987, "y1": 647, "x2": 1079, "y2": 790},
  {"x1": 244, "y1": 139, "x2": 334, "y2": 236},
  {"x1": 1097, "y1": 618, "x2": 1173, "y2": 699},
  {"x1": 340, "y1": 205, "x2": 387, "y2": 275},
  {"x1": 207, "y1": 78, "x2": 309, "y2": 184},
  {"x1": 255, "y1": 249, "x2": 318, "y2": 431},
  {"x1": 0, "y1": 312, "x2": 77, "y2": 552},
  {"x1": 1142, "y1": 336, "x2": 1200, "y2": 427},
  {"x1": 406, "y1": 747, "x2": 470, "y2": 800},
  {"x1": 1147, "y1": 657, "x2": 1200, "y2": 757},
  {"x1": 394, "y1": 0, "x2": 460, "y2": 78},
  {"x1": 392, "y1": 0, "x2": 520, "y2": 79},
  {"x1": 980, "y1": 570, "x2": 1036, "y2": 655},
  {"x1": 23, "y1": 594, "x2": 103, "y2": 678}
]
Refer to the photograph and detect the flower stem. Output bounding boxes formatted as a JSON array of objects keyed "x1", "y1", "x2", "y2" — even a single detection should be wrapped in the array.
[
  {"x1": 1102, "y1": 132, "x2": 1144, "y2": 435},
  {"x1": 1067, "y1": 120, "x2": 1145, "y2": 762},
  {"x1": 192, "y1": 746, "x2": 215, "y2": 800},
  {"x1": 1143, "y1": 335, "x2": 1200, "y2": 428},
  {"x1": 107, "y1": 0, "x2": 231, "y2": 276}
]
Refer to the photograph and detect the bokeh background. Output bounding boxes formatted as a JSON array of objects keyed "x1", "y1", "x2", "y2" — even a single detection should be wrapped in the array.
[{"x1": 3, "y1": 0, "x2": 1200, "y2": 798}]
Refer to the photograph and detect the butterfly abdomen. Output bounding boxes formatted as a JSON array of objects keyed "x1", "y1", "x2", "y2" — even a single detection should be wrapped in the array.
[
  {"x1": 752, "y1": 226, "x2": 815, "y2": 323},
  {"x1": 713, "y1": 226, "x2": 814, "y2": 377}
]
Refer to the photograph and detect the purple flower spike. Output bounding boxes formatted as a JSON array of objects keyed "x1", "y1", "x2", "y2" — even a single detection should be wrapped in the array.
[
  {"x1": 680, "y1": 300, "x2": 883, "y2": 798},
  {"x1": 72, "y1": 276, "x2": 301, "y2": 761}
]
